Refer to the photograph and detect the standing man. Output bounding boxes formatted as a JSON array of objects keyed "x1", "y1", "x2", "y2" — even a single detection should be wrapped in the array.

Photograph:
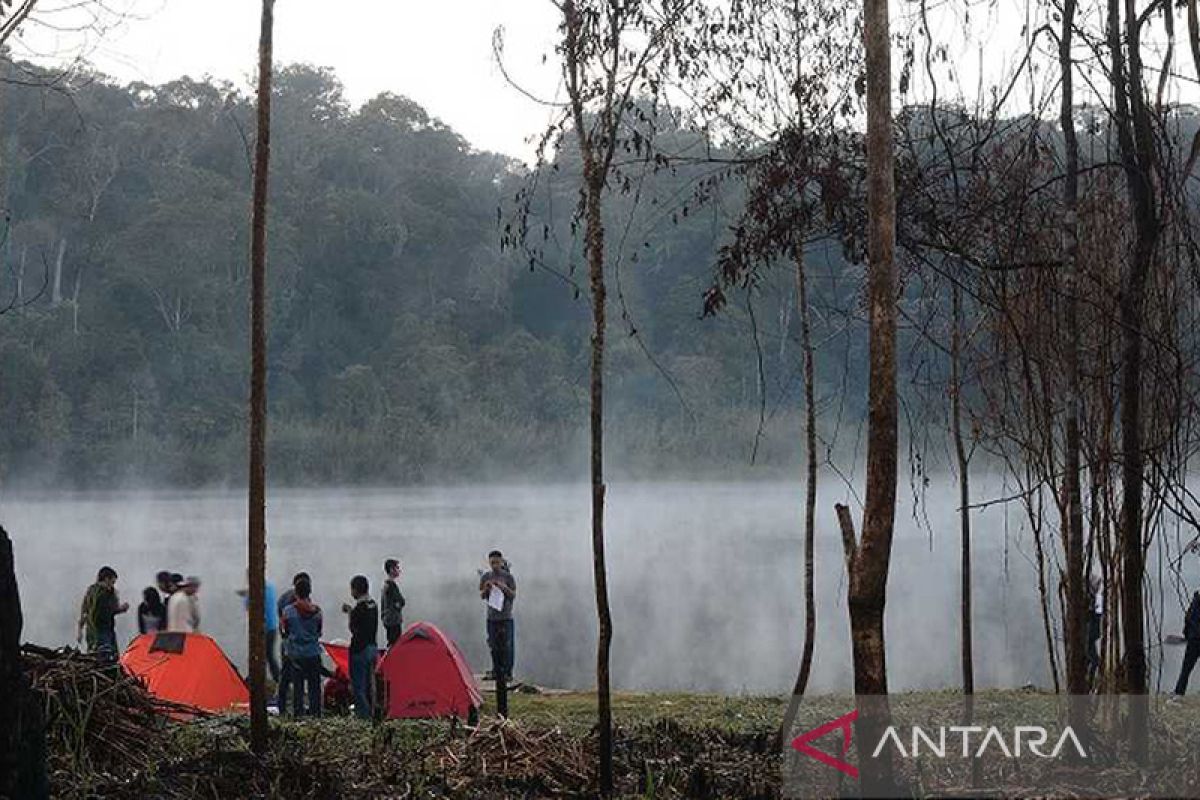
[
  {"x1": 238, "y1": 574, "x2": 281, "y2": 681},
  {"x1": 275, "y1": 572, "x2": 308, "y2": 714},
  {"x1": 281, "y1": 576, "x2": 323, "y2": 716},
  {"x1": 166, "y1": 576, "x2": 202, "y2": 633},
  {"x1": 479, "y1": 550, "x2": 516, "y2": 684},
  {"x1": 1173, "y1": 590, "x2": 1200, "y2": 696},
  {"x1": 77, "y1": 566, "x2": 129, "y2": 662},
  {"x1": 344, "y1": 575, "x2": 379, "y2": 719},
  {"x1": 380, "y1": 559, "x2": 406, "y2": 647}
]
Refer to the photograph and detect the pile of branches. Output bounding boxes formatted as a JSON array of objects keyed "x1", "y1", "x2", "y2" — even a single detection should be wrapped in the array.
[
  {"x1": 423, "y1": 719, "x2": 594, "y2": 796},
  {"x1": 21, "y1": 644, "x2": 197, "y2": 787}
]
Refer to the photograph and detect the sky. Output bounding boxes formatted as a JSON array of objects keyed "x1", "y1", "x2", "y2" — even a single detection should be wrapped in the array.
[
  {"x1": 14, "y1": 0, "x2": 566, "y2": 160},
  {"x1": 11, "y1": 0, "x2": 1188, "y2": 163}
]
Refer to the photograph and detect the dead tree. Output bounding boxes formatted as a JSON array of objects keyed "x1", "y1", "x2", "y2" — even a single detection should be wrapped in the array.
[{"x1": 247, "y1": 0, "x2": 276, "y2": 756}]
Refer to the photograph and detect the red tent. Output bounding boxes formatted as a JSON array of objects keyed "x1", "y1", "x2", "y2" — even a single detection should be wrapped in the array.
[
  {"x1": 377, "y1": 622, "x2": 483, "y2": 720},
  {"x1": 322, "y1": 641, "x2": 353, "y2": 681},
  {"x1": 121, "y1": 632, "x2": 249, "y2": 714}
]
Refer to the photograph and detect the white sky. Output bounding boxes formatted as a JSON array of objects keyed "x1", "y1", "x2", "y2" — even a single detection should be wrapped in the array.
[
  {"x1": 14, "y1": 0, "x2": 566, "y2": 160},
  {"x1": 11, "y1": 0, "x2": 1191, "y2": 162}
]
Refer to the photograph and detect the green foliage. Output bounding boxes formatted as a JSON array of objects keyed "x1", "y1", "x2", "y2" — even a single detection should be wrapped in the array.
[{"x1": 0, "y1": 61, "x2": 852, "y2": 487}]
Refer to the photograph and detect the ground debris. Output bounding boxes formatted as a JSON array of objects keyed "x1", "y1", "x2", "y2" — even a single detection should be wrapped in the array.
[
  {"x1": 21, "y1": 643, "x2": 199, "y2": 797},
  {"x1": 423, "y1": 718, "x2": 595, "y2": 796},
  {"x1": 615, "y1": 719, "x2": 778, "y2": 799}
]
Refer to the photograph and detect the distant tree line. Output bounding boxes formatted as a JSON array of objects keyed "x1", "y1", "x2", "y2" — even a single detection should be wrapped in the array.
[{"x1": 0, "y1": 59, "x2": 865, "y2": 487}]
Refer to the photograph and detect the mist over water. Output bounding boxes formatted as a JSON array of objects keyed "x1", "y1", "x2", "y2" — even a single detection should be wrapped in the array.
[{"x1": 4, "y1": 480, "x2": 1197, "y2": 694}]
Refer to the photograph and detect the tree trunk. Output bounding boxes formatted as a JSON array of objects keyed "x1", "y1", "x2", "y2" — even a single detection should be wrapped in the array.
[
  {"x1": 951, "y1": 286, "x2": 973, "y2": 696},
  {"x1": 1030, "y1": 494, "x2": 1063, "y2": 692},
  {"x1": 561, "y1": 2, "x2": 614, "y2": 791},
  {"x1": 1059, "y1": 0, "x2": 1088, "y2": 733},
  {"x1": 584, "y1": 165, "x2": 614, "y2": 796},
  {"x1": 950, "y1": 283, "x2": 982, "y2": 786},
  {"x1": 776, "y1": 247, "x2": 818, "y2": 749},
  {"x1": 1109, "y1": 0, "x2": 1156, "y2": 763},
  {"x1": 247, "y1": 0, "x2": 275, "y2": 757},
  {"x1": 0, "y1": 526, "x2": 48, "y2": 799},
  {"x1": 0, "y1": 524, "x2": 24, "y2": 795},
  {"x1": 849, "y1": 0, "x2": 899, "y2": 791}
]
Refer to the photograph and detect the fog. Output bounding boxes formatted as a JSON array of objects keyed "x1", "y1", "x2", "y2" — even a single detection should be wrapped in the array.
[{"x1": 4, "y1": 481, "x2": 1197, "y2": 694}]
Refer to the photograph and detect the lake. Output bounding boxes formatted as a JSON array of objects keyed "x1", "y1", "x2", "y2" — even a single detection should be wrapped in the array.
[{"x1": 3, "y1": 481, "x2": 1196, "y2": 694}]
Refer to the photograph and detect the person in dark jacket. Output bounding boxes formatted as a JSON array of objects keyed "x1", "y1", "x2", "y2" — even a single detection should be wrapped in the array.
[
  {"x1": 1173, "y1": 590, "x2": 1200, "y2": 696},
  {"x1": 380, "y1": 559, "x2": 406, "y2": 646},
  {"x1": 281, "y1": 577, "x2": 323, "y2": 716},
  {"x1": 344, "y1": 575, "x2": 379, "y2": 719},
  {"x1": 276, "y1": 571, "x2": 310, "y2": 714},
  {"x1": 77, "y1": 566, "x2": 129, "y2": 662},
  {"x1": 138, "y1": 586, "x2": 167, "y2": 634}
]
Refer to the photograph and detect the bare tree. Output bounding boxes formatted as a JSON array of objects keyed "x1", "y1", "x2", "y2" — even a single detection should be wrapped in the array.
[{"x1": 247, "y1": 0, "x2": 276, "y2": 757}]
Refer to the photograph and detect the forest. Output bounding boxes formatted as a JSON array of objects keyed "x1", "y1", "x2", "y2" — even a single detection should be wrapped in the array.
[
  {"x1": 4, "y1": 0, "x2": 1200, "y2": 797},
  {"x1": 0, "y1": 59, "x2": 864, "y2": 487}
]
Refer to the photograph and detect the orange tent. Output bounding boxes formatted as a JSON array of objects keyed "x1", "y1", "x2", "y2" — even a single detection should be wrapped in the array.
[
  {"x1": 121, "y1": 632, "x2": 249, "y2": 714},
  {"x1": 377, "y1": 622, "x2": 483, "y2": 720}
]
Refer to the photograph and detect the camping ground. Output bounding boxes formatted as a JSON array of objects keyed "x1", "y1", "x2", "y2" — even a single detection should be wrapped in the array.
[{"x1": 31, "y1": 661, "x2": 1200, "y2": 800}]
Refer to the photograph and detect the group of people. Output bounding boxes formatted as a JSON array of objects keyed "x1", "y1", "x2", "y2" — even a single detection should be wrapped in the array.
[
  {"x1": 267, "y1": 568, "x2": 381, "y2": 719},
  {"x1": 77, "y1": 567, "x2": 202, "y2": 660},
  {"x1": 77, "y1": 549, "x2": 519, "y2": 721}
]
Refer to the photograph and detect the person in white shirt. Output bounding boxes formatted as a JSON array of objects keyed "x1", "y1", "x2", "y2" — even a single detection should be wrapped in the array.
[{"x1": 167, "y1": 576, "x2": 202, "y2": 633}]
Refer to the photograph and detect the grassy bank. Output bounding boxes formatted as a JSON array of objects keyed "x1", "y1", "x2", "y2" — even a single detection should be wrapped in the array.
[{"x1": 41, "y1": 685, "x2": 1200, "y2": 799}]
